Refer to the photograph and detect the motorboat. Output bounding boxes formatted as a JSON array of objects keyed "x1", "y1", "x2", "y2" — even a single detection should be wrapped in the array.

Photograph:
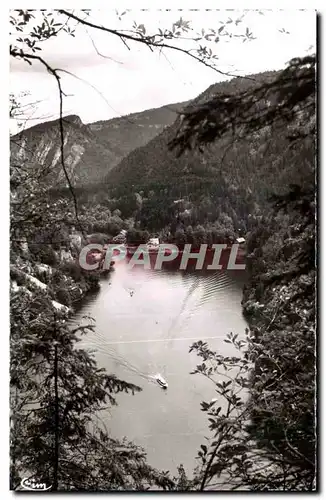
[
  {"x1": 155, "y1": 374, "x2": 168, "y2": 389},
  {"x1": 146, "y1": 243, "x2": 160, "y2": 254},
  {"x1": 127, "y1": 244, "x2": 172, "y2": 256},
  {"x1": 147, "y1": 244, "x2": 171, "y2": 256},
  {"x1": 126, "y1": 245, "x2": 138, "y2": 255}
]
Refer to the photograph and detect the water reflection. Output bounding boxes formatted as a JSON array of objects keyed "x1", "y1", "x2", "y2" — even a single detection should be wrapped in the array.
[{"x1": 71, "y1": 259, "x2": 248, "y2": 475}]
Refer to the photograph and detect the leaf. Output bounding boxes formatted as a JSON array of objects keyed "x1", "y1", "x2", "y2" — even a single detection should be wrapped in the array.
[
  {"x1": 200, "y1": 444, "x2": 207, "y2": 454},
  {"x1": 200, "y1": 401, "x2": 210, "y2": 411}
]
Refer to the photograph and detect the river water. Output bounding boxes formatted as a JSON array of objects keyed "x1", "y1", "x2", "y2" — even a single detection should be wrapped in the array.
[{"x1": 71, "y1": 257, "x2": 248, "y2": 476}]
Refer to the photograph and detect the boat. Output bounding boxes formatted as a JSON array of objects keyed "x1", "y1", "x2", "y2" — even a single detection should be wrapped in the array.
[
  {"x1": 126, "y1": 245, "x2": 138, "y2": 255},
  {"x1": 127, "y1": 243, "x2": 172, "y2": 257},
  {"x1": 146, "y1": 243, "x2": 172, "y2": 255},
  {"x1": 146, "y1": 243, "x2": 160, "y2": 254},
  {"x1": 155, "y1": 374, "x2": 168, "y2": 389}
]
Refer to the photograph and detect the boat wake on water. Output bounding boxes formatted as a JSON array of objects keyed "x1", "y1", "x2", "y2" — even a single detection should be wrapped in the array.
[
  {"x1": 163, "y1": 271, "x2": 234, "y2": 342},
  {"x1": 78, "y1": 329, "x2": 168, "y2": 388},
  {"x1": 75, "y1": 274, "x2": 229, "y2": 390},
  {"x1": 164, "y1": 277, "x2": 201, "y2": 342},
  {"x1": 74, "y1": 271, "x2": 231, "y2": 391}
]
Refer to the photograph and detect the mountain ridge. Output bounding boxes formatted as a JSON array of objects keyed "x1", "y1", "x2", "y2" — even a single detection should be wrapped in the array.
[{"x1": 10, "y1": 100, "x2": 188, "y2": 186}]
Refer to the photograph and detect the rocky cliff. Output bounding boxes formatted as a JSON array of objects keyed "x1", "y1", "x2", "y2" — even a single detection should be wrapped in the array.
[{"x1": 10, "y1": 102, "x2": 186, "y2": 187}]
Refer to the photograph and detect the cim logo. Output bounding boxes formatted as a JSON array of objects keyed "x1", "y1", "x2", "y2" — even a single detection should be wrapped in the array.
[{"x1": 21, "y1": 477, "x2": 52, "y2": 491}]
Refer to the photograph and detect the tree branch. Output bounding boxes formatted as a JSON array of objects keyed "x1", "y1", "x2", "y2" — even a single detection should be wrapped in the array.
[
  {"x1": 10, "y1": 48, "x2": 86, "y2": 238},
  {"x1": 58, "y1": 9, "x2": 254, "y2": 80}
]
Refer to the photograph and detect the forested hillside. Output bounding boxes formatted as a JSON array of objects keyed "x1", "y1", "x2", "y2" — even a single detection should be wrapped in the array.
[
  {"x1": 10, "y1": 102, "x2": 185, "y2": 187},
  {"x1": 99, "y1": 68, "x2": 313, "y2": 246},
  {"x1": 11, "y1": 67, "x2": 313, "y2": 246}
]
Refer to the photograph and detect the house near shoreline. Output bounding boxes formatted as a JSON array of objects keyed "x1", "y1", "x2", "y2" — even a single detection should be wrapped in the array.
[
  {"x1": 112, "y1": 229, "x2": 127, "y2": 244},
  {"x1": 148, "y1": 237, "x2": 159, "y2": 246}
]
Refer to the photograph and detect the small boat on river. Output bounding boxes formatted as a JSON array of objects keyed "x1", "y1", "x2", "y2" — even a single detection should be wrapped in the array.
[{"x1": 155, "y1": 374, "x2": 168, "y2": 389}]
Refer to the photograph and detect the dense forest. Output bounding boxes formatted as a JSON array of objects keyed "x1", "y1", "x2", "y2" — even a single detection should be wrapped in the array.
[
  {"x1": 46, "y1": 67, "x2": 313, "y2": 257},
  {"x1": 10, "y1": 9, "x2": 316, "y2": 492},
  {"x1": 43, "y1": 69, "x2": 312, "y2": 248}
]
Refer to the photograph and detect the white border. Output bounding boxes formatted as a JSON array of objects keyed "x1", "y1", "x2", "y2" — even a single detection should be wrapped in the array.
[{"x1": 2, "y1": 1, "x2": 323, "y2": 498}]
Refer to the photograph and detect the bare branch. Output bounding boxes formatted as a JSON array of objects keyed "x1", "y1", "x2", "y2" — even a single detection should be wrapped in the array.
[
  {"x1": 10, "y1": 47, "x2": 86, "y2": 238},
  {"x1": 86, "y1": 30, "x2": 124, "y2": 64},
  {"x1": 58, "y1": 9, "x2": 254, "y2": 80}
]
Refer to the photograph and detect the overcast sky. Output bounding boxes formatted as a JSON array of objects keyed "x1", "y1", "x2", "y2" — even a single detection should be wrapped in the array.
[{"x1": 9, "y1": 9, "x2": 316, "y2": 133}]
